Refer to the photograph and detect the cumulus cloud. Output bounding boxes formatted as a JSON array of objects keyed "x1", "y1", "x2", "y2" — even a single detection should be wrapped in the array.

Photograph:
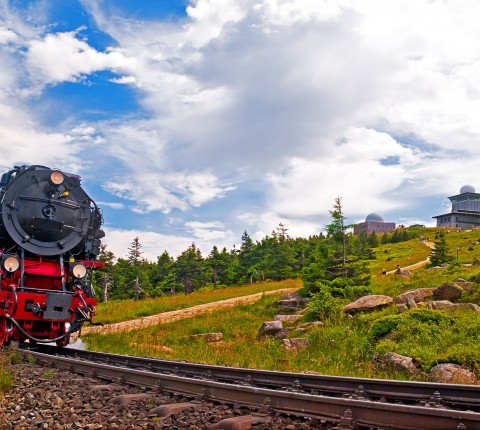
[
  {"x1": 2, "y1": 0, "x2": 480, "y2": 258},
  {"x1": 26, "y1": 31, "x2": 136, "y2": 86}
]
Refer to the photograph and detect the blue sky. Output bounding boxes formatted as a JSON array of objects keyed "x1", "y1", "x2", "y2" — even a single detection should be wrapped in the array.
[{"x1": 1, "y1": 0, "x2": 480, "y2": 260}]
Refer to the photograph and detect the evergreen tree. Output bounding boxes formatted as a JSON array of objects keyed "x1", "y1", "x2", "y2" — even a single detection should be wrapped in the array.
[
  {"x1": 367, "y1": 231, "x2": 379, "y2": 247},
  {"x1": 128, "y1": 237, "x2": 143, "y2": 266},
  {"x1": 173, "y1": 243, "x2": 206, "y2": 293},
  {"x1": 206, "y1": 246, "x2": 231, "y2": 288},
  {"x1": 430, "y1": 230, "x2": 454, "y2": 266},
  {"x1": 325, "y1": 196, "x2": 350, "y2": 278}
]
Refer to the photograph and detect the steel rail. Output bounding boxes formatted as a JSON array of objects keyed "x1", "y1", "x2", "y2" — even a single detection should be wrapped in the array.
[
  {"x1": 30, "y1": 345, "x2": 480, "y2": 411},
  {"x1": 24, "y1": 350, "x2": 480, "y2": 430}
]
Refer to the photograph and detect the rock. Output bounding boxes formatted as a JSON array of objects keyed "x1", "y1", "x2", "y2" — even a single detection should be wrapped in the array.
[
  {"x1": 188, "y1": 332, "x2": 223, "y2": 342},
  {"x1": 282, "y1": 338, "x2": 310, "y2": 350},
  {"x1": 393, "y1": 288, "x2": 434, "y2": 305},
  {"x1": 257, "y1": 320, "x2": 283, "y2": 338},
  {"x1": 433, "y1": 283, "x2": 464, "y2": 302},
  {"x1": 278, "y1": 298, "x2": 310, "y2": 313},
  {"x1": 455, "y1": 279, "x2": 472, "y2": 293},
  {"x1": 274, "y1": 327, "x2": 294, "y2": 339},
  {"x1": 297, "y1": 321, "x2": 325, "y2": 330},
  {"x1": 429, "y1": 363, "x2": 477, "y2": 384},
  {"x1": 427, "y1": 300, "x2": 455, "y2": 311},
  {"x1": 397, "y1": 304, "x2": 408, "y2": 313},
  {"x1": 280, "y1": 291, "x2": 302, "y2": 300},
  {"x1": 406, "y1": 295, "x2": 416, "y2": 309},
  {"x1": 343, "y1": 295, "x2": 393, "y2": 314},
  {"x1": 455, "y1": 303, "x2": 480, "y2": 312},
  {"x1": 381, "y1": 352, "x2": 420, "y2": 375},
  {"x1": 274, "y1": 315, "x2": 302, "y2": 323}
]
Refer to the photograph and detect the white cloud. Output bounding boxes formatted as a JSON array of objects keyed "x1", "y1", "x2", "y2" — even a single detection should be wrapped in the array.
[
  {"x1": 0, "y1": 26, "x2": 19, "y2": 44},
  {"x1": 104, "y1": 226, "x2": 235, "y2": 260},
  {"x1": 2, "y1": 0, "x2": 480, "y2": 259},
  {"x1": 103, "y1": 228, "x2": 194, "y2": 260},
  {"x1": 26, "y1": 31, "x2": 136, "y2": 86}
]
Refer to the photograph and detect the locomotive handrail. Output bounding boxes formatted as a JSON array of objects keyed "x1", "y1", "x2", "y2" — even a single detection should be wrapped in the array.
[{"x1": 18, "y1": 195, "x2": 83, "y2": 209}]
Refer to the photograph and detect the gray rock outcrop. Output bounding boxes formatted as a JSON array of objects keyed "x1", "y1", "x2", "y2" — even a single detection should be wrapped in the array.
[
  {"x1": 394, "y1": 288, "x2": 434, "y2": 305},
  {"x1": 258, "y1": 320, "x2": 283, "y2": 338},
  {"x1": 381, "y1": 352, "x2": 420, "y2": 375},
  {"x1": 429, "y1": 363, "x2": 477, "y2": 384},
  {"x1": 343, "y1": 295, "x2": 393, "y2": 314},
  {"x1": 433, "y1": 282, "x2": 464, "y2": 302},
  {"x1": 282, "y1": 338, "x2": 310, "y2": 350}
]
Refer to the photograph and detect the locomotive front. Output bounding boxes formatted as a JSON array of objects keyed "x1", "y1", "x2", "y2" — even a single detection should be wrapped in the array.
[{"x1": 0, "y1": 165, "x2": 104, "y2": 346}]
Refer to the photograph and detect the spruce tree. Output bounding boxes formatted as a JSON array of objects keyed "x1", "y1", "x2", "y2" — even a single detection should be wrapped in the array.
[{"x1": 430, "y1": 230, "x2": 454, "y2": 266}]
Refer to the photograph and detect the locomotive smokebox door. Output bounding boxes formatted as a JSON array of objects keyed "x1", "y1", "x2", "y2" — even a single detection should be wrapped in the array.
[{"x1": 44, "y1": 292, "x2": 72, "y2": 320}]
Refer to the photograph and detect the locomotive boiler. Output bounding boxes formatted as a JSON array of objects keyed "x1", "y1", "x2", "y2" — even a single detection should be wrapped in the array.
[{"x1": 0, "y1": 165, "x2": 104, "y2": 346}]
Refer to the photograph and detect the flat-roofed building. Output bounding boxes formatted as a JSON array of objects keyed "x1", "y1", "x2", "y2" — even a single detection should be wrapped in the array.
[
  {"x1": 433, "y1": 185, "x2": 480, "y2": 229},
  {"x1": 354, "y1": 212, "x2": 396, "y2": 235}
]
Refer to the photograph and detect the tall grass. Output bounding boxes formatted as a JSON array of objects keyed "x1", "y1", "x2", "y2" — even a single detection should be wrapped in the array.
[
  {"x1": 84, "y1": 228, "x2": 480, "y2": 382},
  {"x1": 84, "y1": 294, "x2": 418, "y2": 379},
  {"x1": 94, "y1": 279, "x2": 301, "y2": 324}
]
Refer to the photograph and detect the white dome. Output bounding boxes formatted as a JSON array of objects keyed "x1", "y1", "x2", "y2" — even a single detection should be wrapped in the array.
[
  {"x1": 366, "y1": 212, "x2": 384, "y2": 222},
  {"x1": 460, "y1": 184, "x2": 475, "y2": 194}
]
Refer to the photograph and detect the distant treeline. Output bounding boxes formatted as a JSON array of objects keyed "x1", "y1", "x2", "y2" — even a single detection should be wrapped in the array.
[{"x1": 93, "y1": 221, "x2": 420, "y2": 301}]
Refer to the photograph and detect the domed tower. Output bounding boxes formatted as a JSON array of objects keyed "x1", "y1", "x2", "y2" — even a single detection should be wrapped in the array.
[
  {"x1": 354, "y1": 212, "x2": 395, "y2": 235},
  {"x1": 433, "y1": 185, "x2": 480, "y2": 229}
]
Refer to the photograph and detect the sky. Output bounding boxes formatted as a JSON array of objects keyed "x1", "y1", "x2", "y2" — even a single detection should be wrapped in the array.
[{"x1": 1, "y1": 0, "x2": 480, "y2": 261}]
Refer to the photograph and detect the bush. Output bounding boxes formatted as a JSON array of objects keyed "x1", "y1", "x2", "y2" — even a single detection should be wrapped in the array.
[
  {"x1": 369, "y1": 314, "x2": 403, "y2": 339},
  {"x1": 304, "y1": 285, "x2": 343, "y2": 323}
]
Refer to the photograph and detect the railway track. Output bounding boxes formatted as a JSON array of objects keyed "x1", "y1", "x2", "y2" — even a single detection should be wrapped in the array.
[{"x1": 21, "y1": 344, "x2": 480, "y2": 429}]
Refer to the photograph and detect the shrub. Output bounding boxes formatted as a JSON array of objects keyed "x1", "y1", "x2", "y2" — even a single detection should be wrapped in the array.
[
  {"x1": 305, "y1": 285, "x2": 343, "y2": 323},
  {"x1": 369, "y1": 314, "x2": 403, "y2": 339}
]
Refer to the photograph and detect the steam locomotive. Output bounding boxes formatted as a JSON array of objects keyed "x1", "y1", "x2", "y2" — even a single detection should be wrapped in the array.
[{"x1": 0, "y1": 165, "x2": 104, "y2": 347}]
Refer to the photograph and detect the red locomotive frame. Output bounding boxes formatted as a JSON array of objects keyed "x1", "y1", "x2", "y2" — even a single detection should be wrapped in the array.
[{"x1": 0, "y1": 255, "x2": 102, "y2": 346}]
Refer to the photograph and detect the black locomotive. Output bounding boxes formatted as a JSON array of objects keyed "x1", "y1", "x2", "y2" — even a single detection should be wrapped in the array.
[{"x1": 0, "y1": 165, "x2": 104, "y2": 346}]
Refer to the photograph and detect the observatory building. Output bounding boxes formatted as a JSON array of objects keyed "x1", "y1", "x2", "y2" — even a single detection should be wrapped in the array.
[
  {"x1": 353, "y1": 213, "x2": 396, "y2": 235},
  {"x1": 433, "y1": 185, "x2": 480, "y2": 229}
]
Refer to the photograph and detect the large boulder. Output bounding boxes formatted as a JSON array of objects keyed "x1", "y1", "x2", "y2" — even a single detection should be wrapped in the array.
[
  {"x1": 343, "y1": 295, "x2": 393, "y2": 314},
  {"x1": 429, "y1": 363, "x2": 477, "y2": 384},
  {"x1": 258, "y1": 320, "x2": 283, "y2": 338},
  {"x1": 433, "y1": 282, "x2": 464, "y2": 302},
  {"x1": 381, "y1": 352, "x2": 420, "y2": 375},
  {"x1": 393, "y1": 288, "x2": 434, "y2": 305}
]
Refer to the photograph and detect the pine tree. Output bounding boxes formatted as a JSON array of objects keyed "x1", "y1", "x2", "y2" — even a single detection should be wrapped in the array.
[
  {"x1": 128, "y1": 237, "x2": 143, "y2": 266},
  {"x1": 325, "y1": 196, "x2": 350, "y2": 278},
  {"x1": 430, "y1": 230, "x2": 454, "y2": 266}
]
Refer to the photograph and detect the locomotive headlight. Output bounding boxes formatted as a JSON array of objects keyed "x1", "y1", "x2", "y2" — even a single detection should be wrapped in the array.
[
  {"x1": 72, "y1": 263, "x2": 87, "y2": 279},
  {"x1": 3, "y1": 256, "x2": 20, "y2": 272},
  {"x1": 50, "y1": 170, "x2": 64, "y2": 185}
]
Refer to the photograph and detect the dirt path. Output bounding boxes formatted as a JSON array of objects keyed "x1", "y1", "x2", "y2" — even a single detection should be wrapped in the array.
[
  {"x1": 82, "y1": 288, "x2": 299, "y2": 335},
  {"x1": 384, "y1": 241, "x2": 435, "y2": 275}
]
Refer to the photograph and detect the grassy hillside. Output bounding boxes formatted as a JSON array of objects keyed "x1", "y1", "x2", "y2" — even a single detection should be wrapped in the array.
[{"x1": 83, "y1": 227, "x2": 480, "y2": 382}]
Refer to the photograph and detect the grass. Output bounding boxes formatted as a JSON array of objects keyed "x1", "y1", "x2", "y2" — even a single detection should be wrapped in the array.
[
  {"x1": 84, "y1": 293, "x2": 417, "y2": 379},
  {"x1": 0, "y1": 347, "x2": 22, "y2": 395},
  {"x1": 93, "y1": 279, "x2": 301, "y2": 324},
  {"x1": 83, "y1": 228, "x2": 480, "y2": 382}
]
